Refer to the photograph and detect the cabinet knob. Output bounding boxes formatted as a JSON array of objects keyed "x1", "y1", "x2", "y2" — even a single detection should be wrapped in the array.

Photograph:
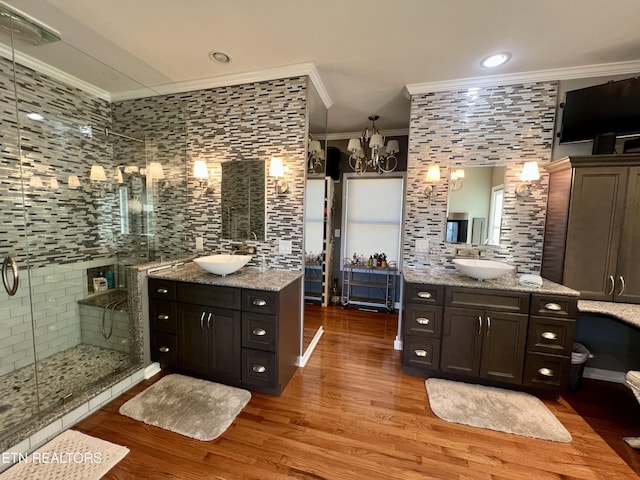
[
  {"x1": 414, "y1": 349, "x2": 428, "y2": 357},
  {"x1": 252, "y1": 299, "x2": 267, "y2": 307},
  {"x1": 156, "y1": 288, "x2": 168, "y2": 294},
  {"x1": 541, "y1": 331, "x2": 558, "y2": 340},
  {"x1": 537, "y1": 367, "x2": 554, "y2": 377},
  {"x1": 252, "y1": 365, "x2": 266, "y2": 373},
  {"x1": 544, "y1": 302, "x2": 562, "y2": 312},
  {"x1": 416, "y1": 317, "x2": 430, "y2": 325},
  {"x1": 158, "y1": 314, "x2": 170, "y2": 321},
  {"x1": 417, "y1": 291, "x2": 432, "y2": 299},
  {"x1": 252, "y1": 328, "x2": 267, "y2": 336},
  {"x1": 158, "y1": 346, "x2": 170, "y2": 353}
]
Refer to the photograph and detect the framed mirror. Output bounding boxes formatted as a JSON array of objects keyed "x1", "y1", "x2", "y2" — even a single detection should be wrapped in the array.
[
  {"x1": 221, "y1": 159, "x2": 266, "y2": 240},
  {"x1": 445, "y1": 165, "x2": 505, "y2": 245}
]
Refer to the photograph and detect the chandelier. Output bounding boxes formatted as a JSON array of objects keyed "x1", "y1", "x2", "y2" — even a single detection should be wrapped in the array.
[{"x1": 347, "y1": 115, "x2": 399, "y2": 175}]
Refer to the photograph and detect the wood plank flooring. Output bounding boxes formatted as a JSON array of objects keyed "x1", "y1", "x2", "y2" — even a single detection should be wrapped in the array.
[{"x1": 74, "y1": 306, "x2": 640, "y2": 479}]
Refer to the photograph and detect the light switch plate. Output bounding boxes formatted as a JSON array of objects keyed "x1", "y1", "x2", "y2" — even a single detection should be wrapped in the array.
[
  {"x1": 416, "y1": 239, "x2": 429, "y2": 253},
  {"x1": 195, "y1": 237, "x2": 204, "y2": 250},
  {"x1": 278, "y1": 239, "x2": 292, "y2": 254},
  {"x1": 334, "y1": 228, "x2": 341, "y2": 238}
]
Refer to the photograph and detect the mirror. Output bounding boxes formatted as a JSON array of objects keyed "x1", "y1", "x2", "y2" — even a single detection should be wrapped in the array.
[
  {"x1": 221, "y1": 160, "x2": 266, "y2": 240},
  {"x1": 446, "y1": 165, "x2": 505, "y2": 245}
]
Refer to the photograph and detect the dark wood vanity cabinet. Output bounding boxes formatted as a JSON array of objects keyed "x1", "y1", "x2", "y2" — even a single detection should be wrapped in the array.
[
  {"x1": 542, "y1": 155, "x2": 640, "y2": 304},
  {"x1": 148, "y1": 277, "x2": 301, "y2": 395}
]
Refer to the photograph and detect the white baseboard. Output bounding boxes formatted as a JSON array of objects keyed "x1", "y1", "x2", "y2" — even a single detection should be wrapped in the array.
[
  {"x1": 298, "y1": 327, "x2": 324, "y2": 367},
  {"x1": 583, "y1": 367, "x2": 626, "y2": 384},
  {"x1": 144, "y1": 362, "x2": 161, "y2": 379}
]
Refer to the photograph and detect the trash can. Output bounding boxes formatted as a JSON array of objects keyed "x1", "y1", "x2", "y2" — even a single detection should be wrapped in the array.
[{"x1": 569, "y1": 343, "x2": 591, "y2": 391}]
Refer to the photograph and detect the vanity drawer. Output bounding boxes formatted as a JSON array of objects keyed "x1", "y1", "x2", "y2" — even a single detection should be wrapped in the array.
[
  {"x1": 242, "y1": 312, "x2": 277, "y2": 351},
  {"x1": 404, "y1": 283, "x2": 445, "y2": 305},
  {"x1": 404, "y1": 304, "x2": 443, "y2": 338},
  {"x1": 242, "y1": 289, "x2": 278, "y2": 315},
  {"x1": 530, "y1": 294, "x2": 578, "y2": 319},
  {"x1": 149, "y1": 279, "x2": 177, "y2": 301},
  {"x1": 150, "y1": 300, "x2": 178, "y2": 334},
  {"x1": 445, "y1": 287, "x2": 529, "y2": 314},
  {"x1": 402, "y1": 335, "x2": 440, "y2": 370},
  {"x1": 523, "y1": 352, "x2": 570, "y2": 389},
  {"x1": 177, "y1": 283, "x2": 241, "y2": 309},
  {"x1": 527, "y1": 316, "x2": 575, "y2": 355},
  {"x1": 242, "y1": 349, "x2": 277, "y2": 388},
  {"x1": 150, "y1": 332, "x2": 177, "y2": 367}
]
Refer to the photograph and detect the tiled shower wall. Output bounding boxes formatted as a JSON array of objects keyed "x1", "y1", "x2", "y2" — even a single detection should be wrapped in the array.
[{"x1": 404, "y1": 81, "x2": 558, "y2": 273}]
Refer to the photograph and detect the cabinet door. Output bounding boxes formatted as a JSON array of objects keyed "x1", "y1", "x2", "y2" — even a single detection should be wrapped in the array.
[
  {"x1": 208, "y1": 307, "x2": 241, "y2": 385},
  {"x1": 177, "y1": 303, "x2": 210, "y2": 377},
  {"x1": 441, "y1": 308, "x2": 483, "y2": 377},
  {"x1": 564, "y1": 167, "x2": 627, "y2": 300},
  {"x1": 615, "y1": 166, "x2": 640, "y2": 304},
  {"x1": 479, "y1": 312, "x2": 527, "y2": 384}
]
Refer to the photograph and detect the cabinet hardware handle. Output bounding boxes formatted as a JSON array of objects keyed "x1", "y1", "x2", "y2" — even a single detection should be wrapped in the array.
[
  {"x1": 414, "y1": 349, "x2": 428, "y2": 357},
  {"x1": 252, "y1": 328, "x2": 267, "y2": 336},
  {"x1": 207, "y1": 312, "x2": 212, "y2": 330},
  {"x1": 537, "y1": 367, "x2": 554, "y2": 377},
  {"x1": 417, "y1": 291, "x2": 432, "y2": 299},
  {"x1": 252, "y1": 299, "x2": 267, "y2": 307},
  {"x1": 607, "y1": 275, "x2": 615, "y2": 296},
  {"x1": 158, "y1": 314, "x2": 170, "y2": 320},
  {"x1": 252, "y1": 365, "x2": 266, "y2": 373},
  {"x1": 618, "y1": 276, "x2": 625, "y2": 296},
  {"x1": 544, "y1": 303, "x2": 562, "y2": 311},
  {"x1": 541, "y1": 331, "x2": 558, "y2": 340},
  {"x1": 477, "y1": 316, "x2": 482, "y2": 335},
  {"x1": 156, "y1": 288, "x2": 168, "y2": 294},
  {"x1": 2, "y1": 255, "x2": 19, "y2": 296},
  {"x1": 159, "y1": 346, "x2": 170, "y2": 353},
  {"x1": 416, "y1": 317, "x2": 430, "y2": 325},
  {"x1": 200, "y1": 311, "x2": 206, "y2": 329},
  {"x1": 486, "y1": 316, "x2": 491, "y2": 335}
]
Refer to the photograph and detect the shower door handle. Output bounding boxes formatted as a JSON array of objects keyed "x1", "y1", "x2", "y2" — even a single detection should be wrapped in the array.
[{"x1": 2, "y1": 255, "x2": 19, "y2": 296}]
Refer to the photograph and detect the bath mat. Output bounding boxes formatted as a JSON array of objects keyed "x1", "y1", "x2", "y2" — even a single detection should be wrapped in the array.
[
  {"x1": 0, "y1": 429, "x2": 129, "y2": 480},
  {"x1": 119, "y1": 374, "x2": 250, "y2": 441},
  {"x1": 425, "y1": 378, "x2": 572, "y2": 442}
]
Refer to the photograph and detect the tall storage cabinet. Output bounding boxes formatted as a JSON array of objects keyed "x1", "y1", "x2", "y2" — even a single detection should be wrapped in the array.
[{"x1": 542, "y1": 155, "x2": 640, "y2": 304}]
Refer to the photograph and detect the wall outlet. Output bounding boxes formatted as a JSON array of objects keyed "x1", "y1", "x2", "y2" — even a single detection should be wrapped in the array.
[
  {"x1": 195, "y1": 236, "x2": 204, "y2": 250},
  {"x1": 334, "y1": 228, "x2": 341, "y2": 238},
  {"x1": 278, "y1": 239, "x2": 292, "y2": 254},
  {"x1": 416, "y1": 239, "x2": 430, "y2": 253}
]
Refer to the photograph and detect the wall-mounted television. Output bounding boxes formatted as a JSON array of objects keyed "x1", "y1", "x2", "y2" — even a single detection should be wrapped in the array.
[{"x1": 559, "y1": 76, "x2": 640, "y2": 146}]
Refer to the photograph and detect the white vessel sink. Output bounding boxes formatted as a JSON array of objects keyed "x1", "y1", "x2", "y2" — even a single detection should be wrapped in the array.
[
  {"x1": 453, "y1": 259, "x2": 514, "y2": 281},
  {"x1": 193, "y1": 254, "x2": 252, "y2": 276}
]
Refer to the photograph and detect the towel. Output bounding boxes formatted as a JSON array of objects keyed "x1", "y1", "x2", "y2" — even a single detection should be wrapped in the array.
[{"x1": 519, "y1": 274, "x2": 543, "y2": 288}]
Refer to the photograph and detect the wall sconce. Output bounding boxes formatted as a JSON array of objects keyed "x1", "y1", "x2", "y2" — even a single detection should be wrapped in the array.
[
  {"x1": 89, "y1": 165, "x2": 107, "y2": 182},
  {"x1": 515, "y1": 161, "x2": 540, "y2": 198},
  {"x1": 68, "y1": 175, "x2": 81, "y2": 189},
  {"x1": 49, "y1": 177, "x2": 59, "y2": 190},
  {"x1": 450, "y1": 168, "x2": 465, "y2": 191},
  {"x1": 148, "y1": 162, "x2": 165, "y2": 180},
  {"x1": 29, "y1": 175, "x2": 43, "y2": 189},
  {"x1": 269, "y1": 157, "x2": 288, "y2": 194},
  {"x1": 424, "y1": 164, "x2": 441, "y2": 198},
  {"x1": 114, "y1": 167, "x2": 123, "y2": 184},
  {"x1": 193, "y1": 160, "x2": 214, "y2": 196}
]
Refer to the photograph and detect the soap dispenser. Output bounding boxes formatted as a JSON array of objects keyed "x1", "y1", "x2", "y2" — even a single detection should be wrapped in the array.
[{"x1": 259, "y1": 253, "x2": 268, "y2": 273}]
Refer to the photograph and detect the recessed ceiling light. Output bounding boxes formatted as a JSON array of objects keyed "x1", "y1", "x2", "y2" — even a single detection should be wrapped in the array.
[
  {"x1": 209, "y1": 51, "x2": 231, "y2": 64},
  {"x1": 481, "y1": 52, "x2": 511, "y2": 68}
]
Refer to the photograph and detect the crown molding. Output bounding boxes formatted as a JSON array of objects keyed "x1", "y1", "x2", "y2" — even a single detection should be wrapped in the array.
[{"x1": 405, "y1": 60, "x2": 640, "y2": 96}]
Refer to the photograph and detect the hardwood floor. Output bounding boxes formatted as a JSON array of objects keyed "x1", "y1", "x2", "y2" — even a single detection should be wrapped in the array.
[{"x1": 74, "y1": 306, "x2": 640, "y2": 479}]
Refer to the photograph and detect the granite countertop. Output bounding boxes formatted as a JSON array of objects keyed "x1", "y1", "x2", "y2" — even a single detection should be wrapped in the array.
[
  {"x1": 147, "y1": 262, "x2": 302, "y2": 291},
  {"x1": 402, "y1": 267, "x2": 580, "y2": 297},
  {"x1": 578, "y1": 300, "x2": 640, "y2": 329}
]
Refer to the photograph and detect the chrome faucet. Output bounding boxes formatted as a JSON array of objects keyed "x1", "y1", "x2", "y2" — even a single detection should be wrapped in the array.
[{"x1": 231, "y1": 243, "x2": 256, "y2": 255}]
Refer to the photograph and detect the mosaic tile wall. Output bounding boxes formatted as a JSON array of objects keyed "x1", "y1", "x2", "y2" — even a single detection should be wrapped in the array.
[{"x1": 404, "y1": 81, "x2": 558, "y2": 273}]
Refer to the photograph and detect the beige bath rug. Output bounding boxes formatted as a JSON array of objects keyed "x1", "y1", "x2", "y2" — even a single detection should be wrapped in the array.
[
  {"x1": 119, "y1": 373, "x2": 251, "y2": 441},
  {"x1": 426, "y1": 378, "x2": 572, "y2": 442},
  {"x1": 0, "y1": 429, "x2": 129, "y2": 479}
]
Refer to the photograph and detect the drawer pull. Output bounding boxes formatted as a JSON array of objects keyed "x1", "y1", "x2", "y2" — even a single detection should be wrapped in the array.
[
  {"x1": 158, "y1": 314, "x2": 170, "y2": 321},
  {"x1": 414, "y1": 349, "x2": 428, "y2": 357},
  {"x1": 156, "y1": 288, "x2": 168, "y2": 294},
  {"x1": 252, "y1": 299, "x2": 267, "y2": 307},
  {"x1": 537, "y1": 367, "x2": 554, "y2": 377},
  {"x1": 252, "y1": 328, "x2": 267, "y2": 336},
  {"x1": 417, "y1": 291, "x2": 432, "y2": 299},
  {"x1": 541, "y1": 331, "x2": 558, "y2": 340},
  {"x1": 544, "y1": 302, "x2": 562, "y2": 312},
  {"x1": 416, "y1": 317, "x2": 430, "y2": 325},
  {"x1": 158, "y1": 346, "x2": 170, "y2": 353},
  {"x1": 252, "y1": 365, "x2": 266, "y2": 373}
]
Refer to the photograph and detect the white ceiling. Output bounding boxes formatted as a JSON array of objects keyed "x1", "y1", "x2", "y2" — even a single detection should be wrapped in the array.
[{"x1": 5, "y1": 0, "x2": 640, "y2": 134}]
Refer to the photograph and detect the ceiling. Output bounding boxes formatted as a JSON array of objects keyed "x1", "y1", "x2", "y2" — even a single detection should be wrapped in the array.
[{"x1": 4, "y1": 0, "x2": 640, "y2": 135}]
